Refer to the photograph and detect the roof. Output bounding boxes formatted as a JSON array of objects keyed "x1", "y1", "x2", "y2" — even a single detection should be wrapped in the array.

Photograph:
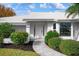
[
  {"x1": 25, "y1": 12, "x2": 79, "y2": 22},
  {"x1": 0, "y1": 16, "x2": 26, "y2": 25},
  {"x1": 0, "y1": 11, "x2": 79, "y2": 23}
]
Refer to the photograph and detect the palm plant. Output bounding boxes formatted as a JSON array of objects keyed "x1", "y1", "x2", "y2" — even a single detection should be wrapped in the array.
[{"x1": 66, "y1": 3, "x2": 79, "y2": 18}]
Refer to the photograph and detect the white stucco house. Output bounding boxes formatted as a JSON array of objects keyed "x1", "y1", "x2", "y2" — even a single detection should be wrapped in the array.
[{"x1": 0, "y1": 11, "x2": 79, "y2": 43}]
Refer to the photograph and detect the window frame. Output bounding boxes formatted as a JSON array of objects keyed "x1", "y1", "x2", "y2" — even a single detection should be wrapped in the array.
[{"x1": 60, "y1": 22, "x2": 71, "y2": 36}]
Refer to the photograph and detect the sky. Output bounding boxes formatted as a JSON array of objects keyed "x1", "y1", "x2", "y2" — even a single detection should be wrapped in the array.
[{"x1": 2, "y1": 3, "x2": 70, "y2": 16}]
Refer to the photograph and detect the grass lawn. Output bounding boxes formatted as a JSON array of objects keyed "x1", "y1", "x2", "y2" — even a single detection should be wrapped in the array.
[{"x1": 0, "y1": 48, "x2": 38, "y2": 56}]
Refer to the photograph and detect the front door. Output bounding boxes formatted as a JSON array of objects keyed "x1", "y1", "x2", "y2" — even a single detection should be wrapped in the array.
[{"x1": 35, "y1": 23, "x2": 44, "y2": 38}]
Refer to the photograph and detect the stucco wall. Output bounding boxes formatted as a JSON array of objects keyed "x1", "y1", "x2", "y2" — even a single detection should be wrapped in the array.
[
  {"x1": 73, "y1": 22, "x2": 79, "y2": 40},
  {"x1": 29, "y1": 22, "x2": 47, "y2": 37},
  {"x1": 30, "y1": 23, "x2": 35, "y2": 36},
  {"x1": 47, "y1": 22, "x2": 73, "y2": 39},
  {"x1": 13, "y1": 25, "x2": 26, "y2": 32},
  {"x1": 47, "y1": 22, "x2": 53, "y2": 32}
]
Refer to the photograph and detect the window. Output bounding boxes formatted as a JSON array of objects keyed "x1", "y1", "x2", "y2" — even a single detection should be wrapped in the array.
[
  {"x1": 53, "y1": 23, "x2": 56, "y2": 29},
  {"x1": 60, "y1": 22, "x2": 71, "y2": 36}
]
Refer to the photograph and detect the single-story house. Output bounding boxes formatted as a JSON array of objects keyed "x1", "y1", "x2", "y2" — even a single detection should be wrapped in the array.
[{"x1": 0, "y1": 11, "x2": 79, "y2": 43}]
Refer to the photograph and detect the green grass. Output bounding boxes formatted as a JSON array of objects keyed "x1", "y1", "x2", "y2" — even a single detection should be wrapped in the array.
[{"x1": 0, "y1": 48, "x2": 38, "y2": 56}]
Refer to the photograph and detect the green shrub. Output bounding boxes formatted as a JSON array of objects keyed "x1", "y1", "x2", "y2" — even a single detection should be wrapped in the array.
[
  {"x1": 0, "y1": 23, "x2": 15, "y2": 38},
  {"x1": 0, "y1": 35, "x2": 3, "y2": 44},
  {"x1": 45, "y1": 30, "x2": 59, "y2": 44},
  {"x1": 59, "y1": 40, "x2": 79, "y2": 56},
  {"x1": 48, "y1": 37, "x2": 62, "y2": 51},
  {"x1": 0, "y1": 35, "x2": 4, "y2": 48},
  {"x1": 10, "y1": 32, "x2": 28, "y2": 45}
]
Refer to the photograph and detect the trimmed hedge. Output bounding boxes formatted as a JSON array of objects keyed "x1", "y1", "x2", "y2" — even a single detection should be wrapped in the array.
[
  {"x1": 10, "y1": 32, "x2": 28, "y2": 45},
  {"x1": 0, "y1": 23, "x2": 15, "y2": 38},
  {"x1": 0, "y1": 35, "x2": 4, "y2": 48},
  {"x1": 0, "y1": 35, "x2": 3, "y2": 44},
  {"x1": 59, "y1": 40, "x2": 79, "y2": 56},
  {"x1": 48, "y1": 37, "x2": 62, "y2": 51},
  {"x1": 45, "y1": 30, "x2": 59, "y2": 44}
]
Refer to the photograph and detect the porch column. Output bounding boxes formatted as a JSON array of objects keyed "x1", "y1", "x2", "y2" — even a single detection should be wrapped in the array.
[
  {"x1": 26, "y1": 23, "x2": 30, "y2": 34},
  {"x1": 47, "y1": 22, "x2": 53, "y2": 32},
  {"x1": 56, "y1": 23, "x2": 60, "y2": 34},
  {"x1": 71, "y1": 23, "x2": 74, "y2": 39}
]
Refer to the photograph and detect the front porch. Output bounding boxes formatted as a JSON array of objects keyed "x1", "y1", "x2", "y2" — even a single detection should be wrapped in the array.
[
  {"x1": 26, "y1": 21, "x2": 53, "y2": 39},
  {"x1": 25, "y1": 20, "x2": 79, "y2": 41}
]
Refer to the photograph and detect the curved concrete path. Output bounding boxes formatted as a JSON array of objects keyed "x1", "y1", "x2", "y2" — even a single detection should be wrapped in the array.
[{"x1": 33, "y1": 39, "x2": 65, "y2": 56}]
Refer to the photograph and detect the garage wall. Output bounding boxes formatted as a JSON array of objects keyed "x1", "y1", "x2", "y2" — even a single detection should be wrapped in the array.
[{"x1": 13, "y1": 25, "x2": 26, "y2": 32}]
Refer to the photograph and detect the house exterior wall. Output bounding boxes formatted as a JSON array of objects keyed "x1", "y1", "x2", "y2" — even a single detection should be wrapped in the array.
[
  {"x1": 30, "y1": 23, "x2": 34, "y2": 36},
  {"x1": 47, "y1": 22, "x2": 74, "y2": 39},
  {"x1": 56, "y1": 23, "x2": 60, "y2": 33},
  {"x1": 73, "y1": 22, "x2": 79, "y2": 40},
  {"x1": 29, "y1": 21, "x2": 47, "y2": 38},
  {"x1": 2, "y1": 11, "x2": 79, "y2": 43},
  {"x1": 73, "y1": 23, "x2": 77, "y2": 40},
  {"x1": 71, "y1": 23, "x2": 74, "y2": 39},
  {"x1": 4, "y1": 21, "x2": 75, "y2": 44},
  {"x1": 4, "y1": 24, "x2": 30, "y2": 43},
  {"x1": 28, "y1": 21, "x2": 74, "y2": 40},
  {"x1": 47, "y1": 22, "x2": 53, "y2": 32},
  {"x1": 26, "y1": 23, "x2": 30, "y2": 34},
  {"x1": 28, "y1": 21, "x2": 55, "y2": 38},
  {"x1": 13, "y1": 25, "x2": 26, "y2": 32}
]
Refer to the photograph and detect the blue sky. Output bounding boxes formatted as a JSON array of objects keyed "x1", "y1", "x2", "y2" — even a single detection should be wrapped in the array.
[{"x1": 2, "y1": 3, "x2": 70, "y2": 16}]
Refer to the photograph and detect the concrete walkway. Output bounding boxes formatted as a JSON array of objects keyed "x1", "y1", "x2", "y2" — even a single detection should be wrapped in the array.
[{"x1": 33, "y1": 38, "x2": 65, "y2": 56}]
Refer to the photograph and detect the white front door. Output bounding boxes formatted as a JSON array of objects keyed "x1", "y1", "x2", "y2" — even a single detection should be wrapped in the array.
[{"x1": 35, "y1": 23, "x2": 44, "y2": 38}]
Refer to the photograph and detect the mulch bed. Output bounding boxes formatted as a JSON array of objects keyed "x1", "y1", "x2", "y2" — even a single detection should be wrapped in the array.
[{"x1": 2, "y1": 41, "x2": 34, "y2": 51}]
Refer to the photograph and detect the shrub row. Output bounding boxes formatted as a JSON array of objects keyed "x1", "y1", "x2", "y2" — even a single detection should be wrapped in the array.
[
  {"x1": 48, "y1": 37, "x2": 62, "y2": 51},
  {"x1": 0, "y1": 31, "x2": 28, "y2": 45},
  {"x1": 48, "y1": 38, "x2": 79, "y2": 56},
  {"x1": 0, "y1": 35, "x2": 4, "y2": 48},
  {"x1": 59, "y1": 40, "x2": 79, "y2": 56},
  {"x1": 45, "y1": 31, "x2": 79, "y2": 56},
  {"x1": 0, "y1": 23, "x2": 29, "y2": 45}
]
